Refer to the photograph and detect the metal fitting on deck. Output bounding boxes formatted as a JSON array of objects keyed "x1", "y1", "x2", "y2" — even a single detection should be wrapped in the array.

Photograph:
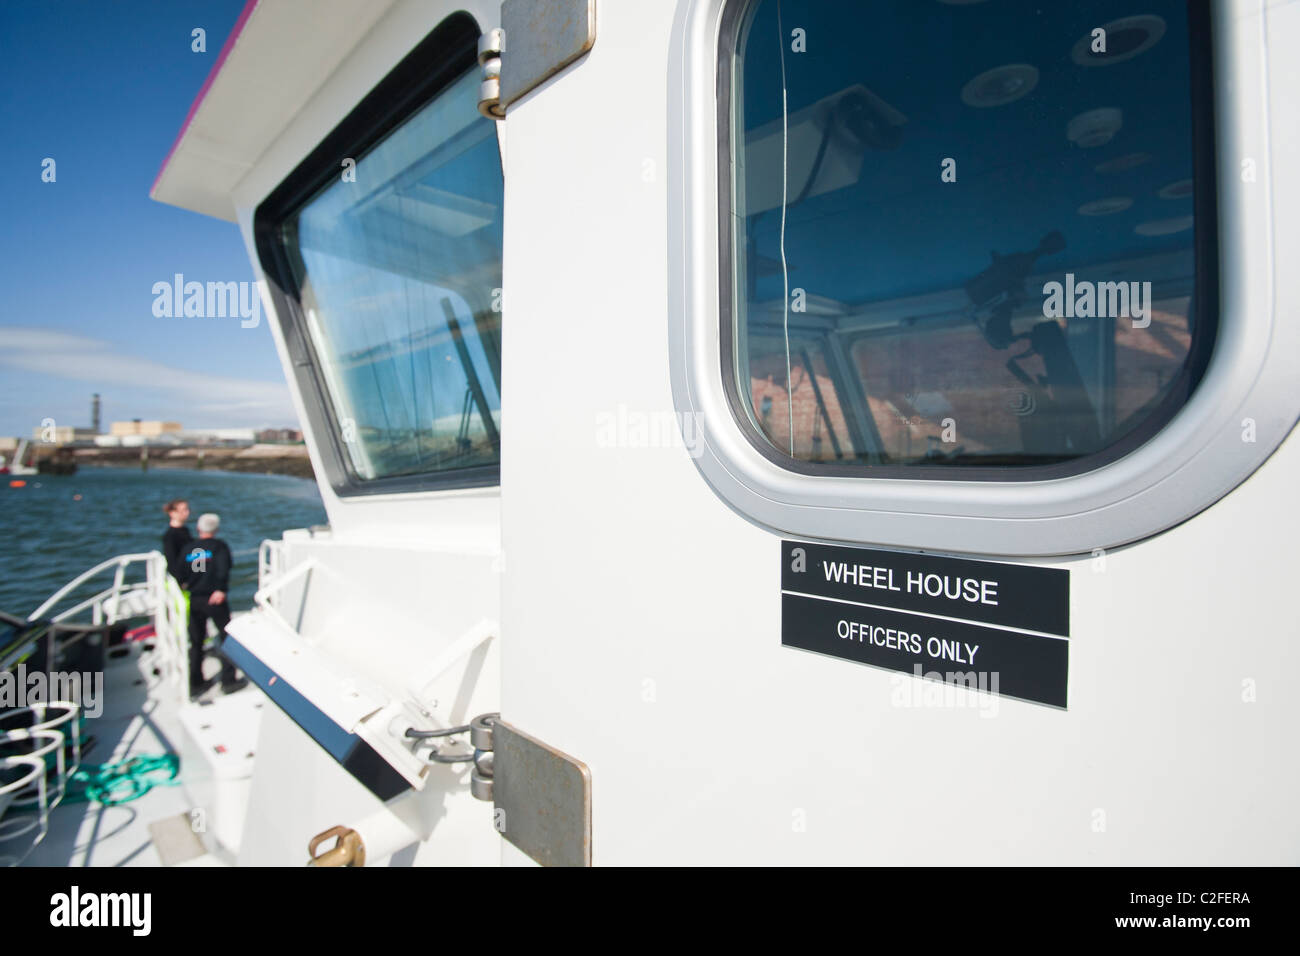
[
  {"x1": 307, "y1": 825, "x2": 366, "y2": 867},
  {"x1": 469, "y1": 712, "x2": 498, "y2": 800}
]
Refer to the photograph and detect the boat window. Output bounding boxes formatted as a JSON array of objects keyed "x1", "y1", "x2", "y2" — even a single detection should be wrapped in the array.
[
  {"x1": 724, "y1": 0, "x2": 1215, "y2": 475},
  {"x1": 274, "y1": 64, "x2": 502, "y2": 484}
]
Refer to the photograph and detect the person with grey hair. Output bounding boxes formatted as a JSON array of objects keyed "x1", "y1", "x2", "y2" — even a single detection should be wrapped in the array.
[{"x1": 183, "y1": 512, "x2": 245, "y2": 698}]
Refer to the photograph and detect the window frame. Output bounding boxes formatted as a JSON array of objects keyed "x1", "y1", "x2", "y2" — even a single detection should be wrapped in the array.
[
  {"x1": 254, "y1": 11, "x2": 501, "y2": 498},
  {"x1": 667, "y1": 0, "x2": 1299, "y2": 556}
]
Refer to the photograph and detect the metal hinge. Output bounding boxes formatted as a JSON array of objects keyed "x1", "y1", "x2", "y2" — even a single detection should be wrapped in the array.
[
  {"x1": 468, "y1": 712, "x2": 592, "y2": 867},
  {"x1": 476, "y1": 29, "x2": 505, "y2": 119},
  {"x1": 476, "y1": 0, "x2": 597, "y2": 121}
]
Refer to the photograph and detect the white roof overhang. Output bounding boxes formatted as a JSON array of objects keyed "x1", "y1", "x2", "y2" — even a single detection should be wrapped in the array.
[{"x1": 149, "y1": 0, "x2": 399, "y2": 221}]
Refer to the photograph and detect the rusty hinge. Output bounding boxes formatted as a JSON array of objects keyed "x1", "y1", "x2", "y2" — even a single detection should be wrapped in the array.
[{"x1": 476, "y1": 0, "x2": 597, "y2": 120}]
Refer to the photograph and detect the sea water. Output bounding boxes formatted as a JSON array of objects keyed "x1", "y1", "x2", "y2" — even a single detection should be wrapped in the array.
[{"x1": 0, "y1": 466, "x2": 326, "y2": 617}]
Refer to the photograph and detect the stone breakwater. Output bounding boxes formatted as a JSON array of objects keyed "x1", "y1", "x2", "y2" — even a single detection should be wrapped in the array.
[{"x1": 40, "y1": 444, "x2": 317, "y2": 480}]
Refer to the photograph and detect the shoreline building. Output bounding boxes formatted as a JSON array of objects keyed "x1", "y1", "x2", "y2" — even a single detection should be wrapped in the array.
[
  {"x1": 109, "y1": 420, "x2": 184, "y2": 439},
  {"x1": 31, "y1": 425, "x2": 99, "y2": 444}
]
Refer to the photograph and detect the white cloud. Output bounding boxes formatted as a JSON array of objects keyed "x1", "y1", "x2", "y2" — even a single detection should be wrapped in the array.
[{"x1": 0, "y1": 327, "x2": 295, "y2": 425}]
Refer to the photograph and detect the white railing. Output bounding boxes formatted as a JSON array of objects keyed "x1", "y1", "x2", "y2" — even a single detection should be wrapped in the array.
[
  {"x1": 20, "y1": 541, "x2": 299, "y2": 706},
  {"x1": 27, "y1": 553, "x2": 159, "y2": 624},
  {"x1": 252, "y1": 555, "x2": 319, "y2": 640},
  {"x1": 24, "y1": 552, "x2": 190, "y2": 700},
  {"x1": 258, "y1": 539, "x2": 285, "y2": 602}
]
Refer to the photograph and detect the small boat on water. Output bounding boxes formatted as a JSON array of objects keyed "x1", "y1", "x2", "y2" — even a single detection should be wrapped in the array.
[
  {"x1": 0, "y1": 440, "x2": 39, "y2": 477},
  {"x1": 37, "y1": 449, "x2": 78, "y2": 476}
]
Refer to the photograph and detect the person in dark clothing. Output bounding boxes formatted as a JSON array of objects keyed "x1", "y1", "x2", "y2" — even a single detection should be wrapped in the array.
[
  {"x1": 161, "y1": 498, "x2": 193, "y2": 584},
  {"x1": 184, "y1": 512, "x2": 245, "y2": 698}
]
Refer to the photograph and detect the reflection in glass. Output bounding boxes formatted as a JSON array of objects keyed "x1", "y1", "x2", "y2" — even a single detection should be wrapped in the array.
[
  {"x1": 282, "y1": 69, "x2": 503, "y2": 481},
  {"x1": 730, "y1": 0, "x2": 1209, "y2": 469}
]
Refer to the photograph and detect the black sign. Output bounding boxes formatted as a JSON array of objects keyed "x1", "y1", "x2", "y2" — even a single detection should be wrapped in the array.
[{"x1": 782, "y1": 541, "x2": 1070, "y2": 708}]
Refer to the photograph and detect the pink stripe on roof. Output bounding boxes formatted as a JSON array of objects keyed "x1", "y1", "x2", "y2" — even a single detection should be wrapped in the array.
[{"x1": 150, "y1": 0, "x2": 261, "y2": 196}]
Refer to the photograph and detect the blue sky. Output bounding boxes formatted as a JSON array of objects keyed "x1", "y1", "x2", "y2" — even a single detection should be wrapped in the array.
[{"x1": 0, "y1": 0, "x2": 297, "y2": 438}]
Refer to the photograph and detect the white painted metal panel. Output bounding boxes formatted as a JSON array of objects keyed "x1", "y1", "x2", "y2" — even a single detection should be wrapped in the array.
[{"x1": 497, "y1": 0, "x2": 1300, "y2": 864}]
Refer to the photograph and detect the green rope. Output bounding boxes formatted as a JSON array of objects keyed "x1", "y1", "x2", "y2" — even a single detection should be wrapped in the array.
[{"x1": 65, "y1": 754, "x2": 181, "y2": 806}]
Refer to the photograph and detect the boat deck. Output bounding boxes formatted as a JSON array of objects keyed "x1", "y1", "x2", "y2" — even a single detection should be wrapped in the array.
[{"x1": 17, "y1": 638, "x2": 260, "y2": 867}]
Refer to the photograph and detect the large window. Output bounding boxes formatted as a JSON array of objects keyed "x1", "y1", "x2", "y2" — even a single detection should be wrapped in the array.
[
  {"x1": 258, "y1": 14, "x2": 502, "y2": 491},
  {"x1": 726, "y1": 0, "x2": 1215, "y2": 475}
]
